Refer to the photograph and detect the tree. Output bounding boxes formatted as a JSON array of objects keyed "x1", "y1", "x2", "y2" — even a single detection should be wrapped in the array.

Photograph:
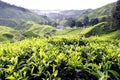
[
  {"x1": 90, "y1": 18, "x2": 99, "y2": 26},
  {"x1": 51, "y1": 22, "x2": 58, "y2": 27},
  {"x1": 59, "y1": 20, "x2": 67, "y2": 27},
  {"x1": 112, "y1": 0, "x2": 120, "y2": 30},
  {"x1": 66, "y1": 18, "x2": 75, "y2": 27},
  {"x1": 83, "y1": 16, "x2": 89, "y2": 27},
  {"x1": 99, "y1": 16, "x2": 107, "y2": 22},
  {"x1": 75, "y1": 21, "x2": 83, "y2": 27}
]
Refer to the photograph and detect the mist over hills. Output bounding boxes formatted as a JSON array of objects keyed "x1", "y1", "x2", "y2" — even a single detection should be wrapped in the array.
[
  {"x1": 31, "y1": 9, "x2": 92, "y2": 21},
  {"x1": 0, "y1": 0, "x2": 48, "y2": 28},
  {"x1": 31, "y1": 2, "x2": 115, "y2": 27}
]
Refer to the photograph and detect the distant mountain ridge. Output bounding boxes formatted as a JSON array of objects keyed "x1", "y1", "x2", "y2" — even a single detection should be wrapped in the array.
[
  {"x1": 60, "y1": 9, "x2": 92, "y2": 16},
  {"x1": 31, "y1": 9, "x2": 92, "y2": 21},
  {"x1": 31, "y1": 10, "x2": 61, "y2": 15},
  {"x1": 0, "y1": 1, "x2": 47, "y2": 28}
]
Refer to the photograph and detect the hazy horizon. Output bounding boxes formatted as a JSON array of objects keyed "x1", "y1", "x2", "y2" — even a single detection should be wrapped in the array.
[{"x1": 2, "y1": 0, "x2": 117, "y2": 10}]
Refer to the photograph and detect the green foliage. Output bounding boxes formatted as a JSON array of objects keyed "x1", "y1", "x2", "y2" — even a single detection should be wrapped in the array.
[
  {"x1": 75, "y1": 21, "x2": 83, "y2": 27},
  {"x1": 2, "y1": 33, "x2": 14, "y2": 39},
  {"x1": 16, "y1": 21, "x2": 56, "y2": 35},
  {"x1": 90, "y1": 18, "x2": 99, "y2": 26},
  {"x1": 98, "y1": 30, "x2": 120, "y2": 40},
  {"x1": 0, "y1": 19, "x2": 18, "y2": 28},
  {"x1": 0, "y1": 20, "x2": 120, "y2": 80},
  {"x1": 0, "y1": 26, "x2": 15, "y2": 42},
  {"x1": 84, "y1": 22, "x2": 111, "y2": 37},
  {"x1": 65, "y1": 18, "x2": 76, "y2": 27},
  {"x1": 0, "y1": 36, "x2": 119, "y2": 80},
  {"x1": 59, "y1": 20, "x2": 67, "y2": 26},
  {"x1": 80, "y1": 26, "x2": 95, "y2": 36},
  {"x1": 54, "y1": 27, "x2": 83, "y2": 36},
  {"x1": 23, "y1": 31, "x2": 39, "y2": 38},
  {"x1": 83, "y1": 16, "x2": 89, "y2": 26},
  {"x1": 98, "y1": 15, "x2": 111, "y2": 22}
]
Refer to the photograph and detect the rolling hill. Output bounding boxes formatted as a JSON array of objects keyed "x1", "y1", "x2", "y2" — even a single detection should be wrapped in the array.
[
  {"x1": 0, "y1": 26, "x2": 24, "y2": 42},
  {"x1": 77, "y1": 2, "x2": 116, "y2": 21},
  {"x1": 15, "y1": 21, "x2": 57, "y2": 36},
  {"x1": 0, "y1": 22, "x2": 57, "y2": 42},
  {"x1": 0, "y1": 1, "x2": 48, "y2": 28}
]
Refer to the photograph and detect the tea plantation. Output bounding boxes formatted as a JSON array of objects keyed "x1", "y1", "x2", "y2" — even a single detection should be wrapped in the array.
[{"x1": 0, "y1": 35, "x2": 120, "y2": 80}]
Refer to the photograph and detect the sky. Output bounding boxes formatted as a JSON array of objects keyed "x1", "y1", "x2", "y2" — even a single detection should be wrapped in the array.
[{"x1": 2, "y1": 0, "x2": 117, "y2": 10}]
